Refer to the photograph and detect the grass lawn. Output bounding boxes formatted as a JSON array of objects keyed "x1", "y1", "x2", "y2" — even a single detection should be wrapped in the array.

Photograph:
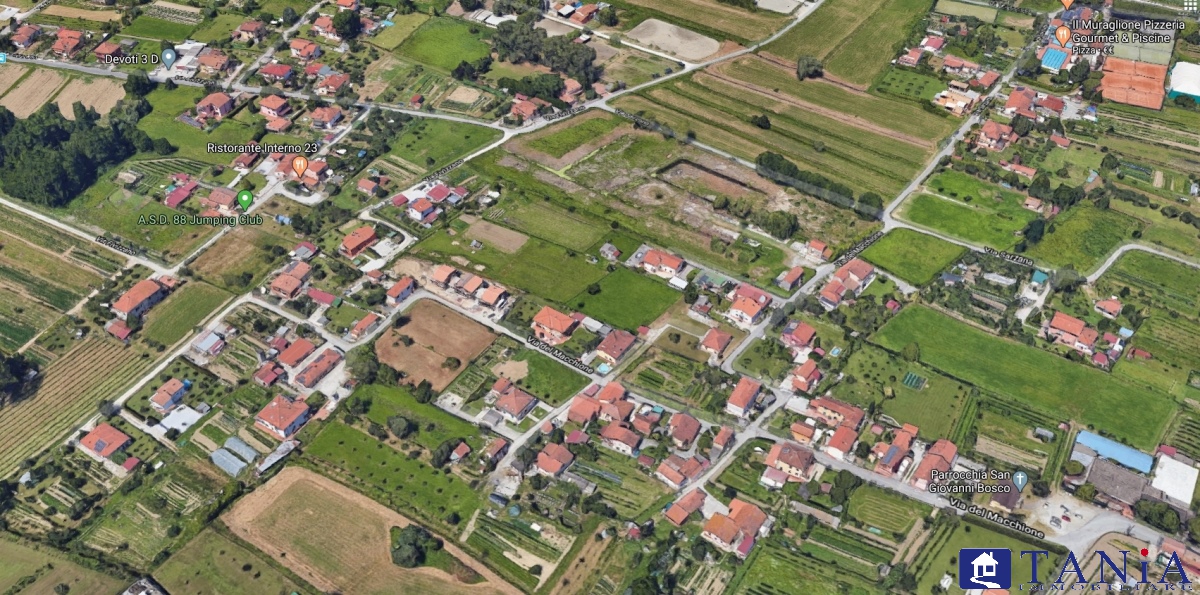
[
  {"x1": 833, "y1": 344, "x2": 968, "y2": 441},
  {"x1": 414, "y1": 232, "x2": 608, "y2": 302},
  {"x1": 122, "y1": 15, "x2": 197, "y2": 41},
  {"x1": 846, "y1": 485, "x2": 931, "y2": 536},
  {"x1": 1025, "y1": 206, "x2": 1142, "y2": 273},
  {"x1": 357, "y1": 384, "x2": 481, "y2": 451},
  {"x1": 511, "y1": 348, "x2": 590, "y2": 405},
  {"x1": 396, "y1": 18, "x2": 490, "y2": 71},
  {"x1": 861, "y1": 228, "x2": 965, "y2": 285},
  {"x1": 873, "y1": 306, "x2": 1175, "y2": 450},
  {"x1": 526, "y1": 112, "x2": 626, "y2": 158},
  {"x1": 0, "y1": 539, "x2": 124, "y2": 594},
  {"x1": 822, "y1": 0, "x2": 931, "y2": 86},
  {"x1": 305, "y1": 422, "x2": 481, "y2": 522},
  {"x1": 901, "y1": 193, "x2": 1034, "y2": 249},
  {"x1": 142, "y1": 282, "x2": 231, "y2": 345},
  {"x1": 154, "y1": 530, "x2": 312, "y2": 595},
  {"x1": 368, "y1": 13, "x2": 429, "y2": 50},
  {"x1": 139, "y1": 87, "x2": 258, "y2": 164},
  {"x1": 189, "y1": 13, "x2": 246, "y2": 43},
  {"x1": 568, "y1": 268, "x2": 679, "y2": 330},
  {"x1": 934, "y1": 0, "x2": 998, "y2": 21},
  {"x1": 488, "y1": 198, "x2": 605, "y2": 252},
  {"x1": 873, "y1": 68, "x2": 947, "y2": 101},
  {"x1": 388, "y1": 118, "x2": 501, "y2": 173}
]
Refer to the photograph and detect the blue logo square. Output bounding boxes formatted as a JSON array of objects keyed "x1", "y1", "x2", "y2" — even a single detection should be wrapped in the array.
[{"x1": 959, "y1": 548, "x2": 1012, "y2": 589}]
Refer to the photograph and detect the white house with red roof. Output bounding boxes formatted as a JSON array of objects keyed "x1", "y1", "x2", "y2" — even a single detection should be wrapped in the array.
[
  {"x1": 531, "y1": 306, "x2": 578, "y2": 346},
  {"x1": 818, "y1": 259, "x2": 875, "y2": 310},
  {"x1": 642, "y1": 249, "x2": 685, "y2": 278},
  {"x1": 255, "y1": 395, "x2": 311, "y2": 439},
  {"x1": 725, "y1": 377, "x2": 762, "y2": 418}
]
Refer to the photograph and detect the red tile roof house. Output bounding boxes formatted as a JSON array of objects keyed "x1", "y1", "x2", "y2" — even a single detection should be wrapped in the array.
[
  {"x1": 724, "y1": 376, "x2": 762, "y2": 418},
  {"x1": 1095, "y1": 298, "x2": 1122, "y2": 320},
  {"x1": 259, "y1": 63, "x2": 294, "y2": 83},
  {"x1": 316, "y1": 73, "x2": 350, "y2": 96},
  {"x1": 804, "y1": 239, "x2": 834, "y2": 262},
  {"x1": 386, "y1": 276, "x2": 416, "y2": 306},
  {"x1": 349, "y1": 312, "x2": 380, "y2": 341},
  {"x1": 259, "y1": 95, "x2": 291, "y2": 118},
  {"x1": 255, "y1": 395, "x2": 312, "y2": 439},
  {"x1": 309, "y1": 106, "x2": 343, "y2": 129},
  {"x1": 253, "y1": 362, "x2": 285, "y2": 387},
  {"x1": 568, "y1": 395, "x2": 602, "y2": 424},
  {"x1": 764, "y1": 441, "x2": 816, "y2": 482},
  {"x1": 201, "y1": 187, "x2": 240, "y2": 214},
  {"x1": 824, "y1": 425, "x2": 857, "y2": 461},
  {"x1": 699, "y1": 328, "x2": 733, "y2": 358},
  {"x1": 338, "y1": 225, "x2": 377, "y2": 258},
  {"x1": 537, "y1": 442, "x2": 575, "y2": 476},
  {"x1": 911, "y1": 439, "x2": 958, "y2": 490},
  {"x1": 289, "y1": 38, "x2": 323, "y2": 61},
  {"x1": 599, "y1": 399, "x2": 634, "y2": 423},
  {"x1": 655, "y1": 454, "x2": 706, "y2": 489},
  {"x1": 407, "y1": 197, "x2": 435, "y2": 222},
  {"x1": 337, "y1": 0, "x2": 360, "y2": 10},
  {"x1": 52, "y1": 29, "x2": 85, "y2": 58},
  {"x1": 1043, "y1": 311, "x2": 1098, "y2": 354},
  {"x1": 269, "y1": 273, "x2": 304, "y2": 300},
  {"x1": 702, "y1": 499, "x2": 768, "y2": 558},
  {"x1": 196, "y1": 92, "x2": 234, "y2": 120},
  {"x1": 780, "y1": 320, "x2": 816, "y2": 351},
  {"x1": 198, "y1": 49, "x2": 231, "y2": 75},
  {"x1": 809, "y1": 396, "x2": 865, "y2": 429},
  {"x1": 790, "y1": 421, "x2": 815, "y2": 445},
  {"x1": 150, "y1": 378, "x2": 187, "y2": 414},
  {"x1": 818, "y1": 258, "x2": 876, "y2": 310},
  {"x1": 111, "y1": 278, "x2": 168, "y2": 321},
  {"x1": 600, "y1": 422, "x2": 642, "y2": 456},
  {"x1": 668, "y1": 412, "x2": 701, "y2": 449},
  {"x1": 594, "y1": 329, "x2": 636, "y2": 366},
  {"x1": 570, "y1": 3, "x2": 598, "y2": 23},
  {"x1": 495, "y1": 385, "x2": 538, "y2": 422},
  {"x1": 277, "y1": 337, "x2": 316, "y2": 368},
  {"x1": 531, "y1": 306, "x2": 578, "y2": 346},
  {"x1": 479, "y1": 285, "x2": 509, "y2": 309},
  {"x1": 642, "y1": 249, "x2": 685, "y2": 278},
  {"x1": 296, "y1": 348, "x2": 343, "y2": 388},
  {"x1": 233, "y1": 20, "x2": 267, "y2": 43},
  {"x1": 449, "y1": 441, "x2": 472, "y2": 463},
  {"x1": 483, "y1": 438, "x2": 509, "y2": 465},
  {"x1": 978, "y1": 120, "x2": 1018, "y2": 151},
  {"x1": 1003, "y1": 86, "x2": 1038, "y2": 120},
  {"x1": 788, "y1": 359, "x2": 822, "y2": 394},
  {"x1": 11, "y1": 24, "x2": 42, "y2": 49},
  {"x1": 80, "y1": 423, "x2": 131, "y2": 459},
  {"x1": 777, "y1": 266, "x2": 805, "y2": 291},
  {"x1": 873, "y1": 423, "x2": 918, "y2": 477},
  {"x1": 665, "y1": 489, "x2": 707, "y2": 526},
  {"x1": 596, "y1": 382, "x2": 626, "y2": 403},
  {"x1": 93, "y1": 41, "x2": 122, "y2": 62},
  {"x1": 712, "y1": 425, "x2": 735, "y2": 457}
]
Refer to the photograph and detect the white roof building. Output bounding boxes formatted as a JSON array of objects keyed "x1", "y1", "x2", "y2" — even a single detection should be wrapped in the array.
[
  {"x1": 1169, "y1": 62, "x2": 1200, "y2": 101},
  {"x1": 1151, "y1": 454, "x2": 1199, "y2": 505}
]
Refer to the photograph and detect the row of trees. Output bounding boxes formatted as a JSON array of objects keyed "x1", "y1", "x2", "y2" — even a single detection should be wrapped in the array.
[{"x1": 755, "y1": 151, "x2": 883, "y2": 217}]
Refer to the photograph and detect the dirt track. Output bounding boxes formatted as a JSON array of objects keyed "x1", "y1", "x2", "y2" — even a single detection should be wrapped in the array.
[{"x1": 223, "y1": 466, "x2": 520, "y2": 595}]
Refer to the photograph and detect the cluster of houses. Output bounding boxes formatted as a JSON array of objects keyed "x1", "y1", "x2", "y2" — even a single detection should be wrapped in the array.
[
  {"x1": 391, "y1": 181, "x2": 471, "y2": 224},
  {"x1": 509, "y1": 75, "x2": 591, "y2": 121},
  {"x1": 1041, "y1": 300, "x2": 1132, "y2": 368},
  {"x1": 162, "y1": 173, "x2": 249, "y2": 215},
  {"x1": 818, "y1": 258, "x2": 877, "y2": 310},
  {"x1": 104, "y1": 275, "x2": 180, "y2": 341},
  {"x1": 429, "y1": 265, "x2": 510, "y2": 310}
]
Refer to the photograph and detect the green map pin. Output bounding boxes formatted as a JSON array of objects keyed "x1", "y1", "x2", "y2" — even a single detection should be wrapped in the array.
[{"x1": 236, "y1": 190, "x2": 253, "y2": 210}]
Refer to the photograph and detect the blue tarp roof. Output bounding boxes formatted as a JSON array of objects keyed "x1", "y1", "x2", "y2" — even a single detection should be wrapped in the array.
[
  {"x1": 1075, "y1": 430, "x2": 1153, "y2": 474},
  {"x1": 1042, "y1": 48, "x2": 1068, "y2": 71}
]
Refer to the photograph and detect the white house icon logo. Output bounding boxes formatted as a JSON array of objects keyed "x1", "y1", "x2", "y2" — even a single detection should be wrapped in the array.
[{"x1": 959, "y1": 548, "x2": 1012, "y2": 589}]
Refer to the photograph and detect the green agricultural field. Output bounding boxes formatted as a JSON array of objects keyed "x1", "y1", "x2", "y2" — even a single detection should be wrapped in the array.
[
  {"x1": 305, "y1": 423, "x2": 482, "y2": 522},
  {"x1": 833, "y1": 344, "x2": 969, "y2": 441},
  {"x1": 138, "y1": 88, "x2": 258, "y2": 164},
  {"x1": 155, "y1": 530, "x2": 313, "y2": 595},
  {"x1": 571, "y1": 449, "x2": 671, "y2": 518},
  {"x1": 526, "y1": 112, "x2": 626, "y2": 158},
  {"x1": 900, "y1": 193, "x2": 1034, "y2": 249},
  {"x1": 122, "y1": 16, "x2": 197, "y2": 40},
  {"x1": 761, "y1": 0, "x2": 879, "y2": 61},
  {"x1": 397, "y1": 18, "x2": 490, "y2": 71},
  {"x1": 737, "y1": 537, "x2": 885, "y2": 595},
  {"x1": 486, "y1": 198, "x2": 605, "y2": 251},
  {"x1": 511, "y1": 348, "x2": 589, "y2": 405},
  {"x1": 142, "y1": 282, "x2": 230, "y2": 346},
  {"x1": 414, "y1": 232, "x2": 608, "y2": 302},
  {"x1": 189, "y1": 13, "x2": 246, "y2": 43},
  {"x1": 388, "y1": 117, "x2": 501, "y2": 173},
  {"x1": 0, "y1": 539, "x2": 124, "y2": 594},
  {"x1": 1026, "y1": 206, "x2": 1142, "y2": 272},
  {"x1": 822, "y1": 0, "x2": 931, "y2": 86},
  {"x1": 718, "y1": 56, "x2": 957, "y2": 143},
  {"x1": 368, "y1": 13, "x2": 428, "y2": 50},
  {"x1": 569, "y1": 268, "x2": 679, "y2": 330},
  {"x1": 847, "y1": 486, "x2": 931, "y2": 536},
  {"x1": 357, "y1": 384, "x2": 481, "y2": 451},
  {"x1": 862, "y1": 229, "x2": 965, "y2": 285},
  {"x1": 873, "y1": 306, "x2": 1174, "y2": 450},
  {"x1": 934, "y1": 0, "x2": 998, "y2": 21}
]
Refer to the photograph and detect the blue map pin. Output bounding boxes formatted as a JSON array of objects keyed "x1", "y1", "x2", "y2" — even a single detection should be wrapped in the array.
[
  {"x1": 1012, "y1": 471, "x2": 1029, "y2": 492},
  {"x1": 161, "y1": 48, "x2": 177, "y2": 70}
]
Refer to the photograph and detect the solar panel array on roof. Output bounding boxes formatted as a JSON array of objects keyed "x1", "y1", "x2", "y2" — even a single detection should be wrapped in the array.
[
  {"x1": 224, "y1": 436, "x2": 258, "y2": 463},
  {"x1": 210, "y1": 448, "x2": 247, "y2": 477}
]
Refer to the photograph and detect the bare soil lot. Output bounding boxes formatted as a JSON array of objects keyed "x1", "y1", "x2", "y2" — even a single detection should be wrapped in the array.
[
  {"x1": 224, "y1": 467, "x2": 518, "y2": 595},
  {"x1": 0, "y1": 65, "x2": 29, "y2": 97},
  {"x1": 463, "y1": 216, "x2": 528, "y2": 253},
  {"x1": 56, "y1": 78, "x2": 125, "y2": 119},
  {"x1": 626, "y1": 19, "x2": 720, "y2": 62},
  {"x1": 41, "y1": 5, "x2": 121, "y2": 20},
  {"x1": 1, "y1": 69, "x2": 67, "y2": 118},
  {"x1": 375, "y1": 300, "x2": 496, "y2": 390}
]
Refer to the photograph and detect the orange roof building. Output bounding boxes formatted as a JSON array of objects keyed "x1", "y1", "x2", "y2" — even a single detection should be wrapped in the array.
[
  {"x1": 255, "y1": 395, "x2": 311, "y2": 439},
  {"x1": 338, "y1": 225, "x2": 377, "y2": 258},
  {"x1": 112, "y1": 279, "x2": 166, "y2": 321},
  {"x1": 80, "y1": 423, "x2": 131, "y2": 458},
  {"x1": 911, "y1": 439, "x2": 958, "y2": 490},
  {"x1": 531, "y1": 306, "x2": 578, "y2": 346},
  {"x1": 724, "y1": 377, "x2": 761, "y2": 418},
  {"x1": 700, "y1": 328, "x2": 733, "y2": 357}
]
